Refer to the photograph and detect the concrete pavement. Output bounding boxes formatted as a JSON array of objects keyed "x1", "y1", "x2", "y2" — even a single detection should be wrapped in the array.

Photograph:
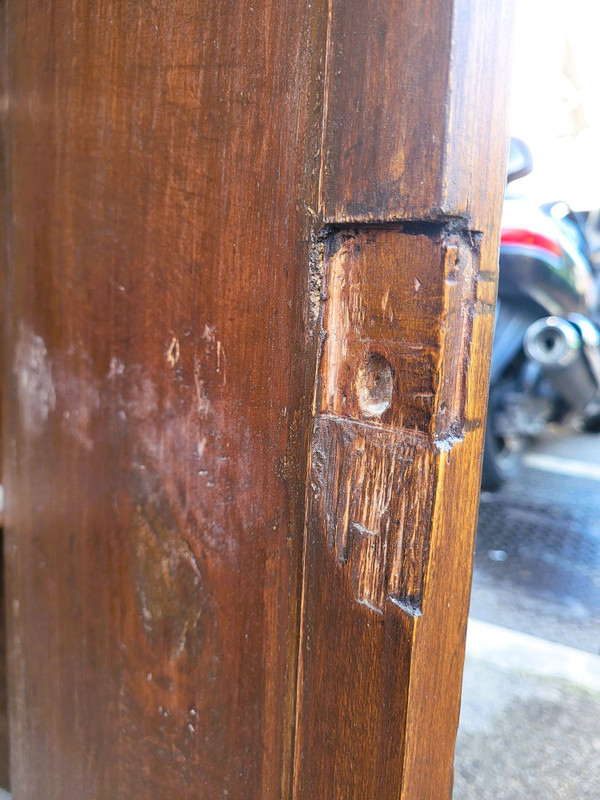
[{"x1": 454, "y1": 430, "x2": 600, "y2": 799}]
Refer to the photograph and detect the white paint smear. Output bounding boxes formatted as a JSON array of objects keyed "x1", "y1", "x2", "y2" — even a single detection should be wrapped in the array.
[{"x1": 14, "y1": 323, "x2": 56, "y2": 438}]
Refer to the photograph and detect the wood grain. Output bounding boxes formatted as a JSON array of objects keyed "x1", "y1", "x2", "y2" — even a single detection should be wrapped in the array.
[
  {"x1": 294, "y1": 226, "x2": 496, "y2": 798},
  {"x1": 0, "y1": 537, "x2": 8, "y2": 790},
  {"x1": 0, "y1": 5, "x2": 10, "y2": 785},
  {"x1": 3, "y1": 0, "x2": 513, "y2": 797},
  {"x1": 294, "y1": 1, "x2": 513, "y2": 796},
  {"x1": 3, "y1": 1, "x2": 327, "y2": 797},
  {"x1": 320, "y1": 0, "x2": 512, "y2": 228}
]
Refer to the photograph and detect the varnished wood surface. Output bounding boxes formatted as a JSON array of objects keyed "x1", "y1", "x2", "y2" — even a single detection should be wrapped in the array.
[
  {"x1": 320, "y1": 0, "x2": 511, "y2": 228},
  {"x1": 294, "y1": 227, "x2": 496, "y2": 799},
  {"x1": 294, "y1": 1, "x2": 513, "y2": 797},
  {"x1": 0, "y1": 5, "x2": 10, "y2": 786},
  {"x1": 3, "y1": 1, "x2": 326, "y2": 797},
  {"x1": 0, "y1": 537, "x2": 8, "y2": 790},
  {"x1": 3, "y1": 0, "x2": 512, "y2": 798}
]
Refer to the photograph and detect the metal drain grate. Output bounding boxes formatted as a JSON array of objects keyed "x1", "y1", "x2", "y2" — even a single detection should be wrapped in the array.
[{"x1": 472, "y1": 467, "x2": 600, "y2": 653}]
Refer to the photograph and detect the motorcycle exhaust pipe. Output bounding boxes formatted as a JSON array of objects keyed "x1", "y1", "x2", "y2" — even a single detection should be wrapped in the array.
[{"x1": 524, "y1": 316, "x2": 600, "y2": 413}]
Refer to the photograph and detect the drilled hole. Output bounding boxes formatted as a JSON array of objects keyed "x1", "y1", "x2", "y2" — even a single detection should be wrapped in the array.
[{"x1": 356, "y1": 353, "x2": 393, "y2": 418}]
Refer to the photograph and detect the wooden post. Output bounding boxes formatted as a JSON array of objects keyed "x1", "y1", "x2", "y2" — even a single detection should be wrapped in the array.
[
  {"x1": 2, "y1": 0, "x2": 512, "y2": 797},
  {"x1": 293, "y1": 2, "x2": 513, "y2": 797}
]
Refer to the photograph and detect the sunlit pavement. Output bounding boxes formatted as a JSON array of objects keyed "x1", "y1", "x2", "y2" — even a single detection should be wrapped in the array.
[{"x1": 454, "y1": 430, "x2": 600, "y2": 799}]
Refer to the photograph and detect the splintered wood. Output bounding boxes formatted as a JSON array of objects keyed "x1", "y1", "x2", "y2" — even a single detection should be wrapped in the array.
[
  {"x1": 294, "y1": 226, "x2": 491, "y2": 799},
  {"x1": 309, "y1": 229, "x2": 481, "y2": 610},
  {"x1": 311, "y1": 417, "x2": 434, "y2": 614}
]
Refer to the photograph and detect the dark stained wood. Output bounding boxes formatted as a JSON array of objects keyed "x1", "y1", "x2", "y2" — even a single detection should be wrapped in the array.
[
  {"x1": 320, "y1": 0, "x2": 512, "y2": 229},
  {"x1": 3, "y1": 0, "x2": 513, "y2": 798},
  {"x1": 0, "y1": 5, "x2": 10, "y2": 786},
  {"x1": 294, "y1": 227, "x2": 493, "y2": 799},
  {"x1": 401, "y1": 236, "x2": 502, "y2": 800},
  {"x1": 0, "y1": 536, "x2": 8, "y2": 790},
  {"x1": 293, "y1": 1, "x2": 513, "y2": 797},
  {"x1": 3, "y1": 1, "x2": 327, "y2": 797}
]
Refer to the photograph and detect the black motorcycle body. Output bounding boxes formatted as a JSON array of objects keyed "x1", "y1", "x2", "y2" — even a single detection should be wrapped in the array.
[{"x1": 482, "y1": 141, "x2": 600, "y2": 489}]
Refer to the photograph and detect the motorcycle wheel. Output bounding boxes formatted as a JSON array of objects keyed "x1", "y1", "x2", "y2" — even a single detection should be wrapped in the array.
[{"x1": 481, "y1": 384, "x2": 527, "y2": 491}]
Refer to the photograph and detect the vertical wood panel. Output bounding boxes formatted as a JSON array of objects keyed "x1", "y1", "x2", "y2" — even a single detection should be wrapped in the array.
[
  {"x1": 3, "y1": 0, "x2": 513, "y2": 798},
  {"x1": 319, "y1": 0, "x2": 453, "y2": 221},
  {"x1": 294, "y1": 1, "x2": 513, "y2": 797},
  {"x1": 3, "y1": 1, "x2": 326, "y2": 797},
  {"x1": 320, "y1": 0, "x2": 512, "y2": 227},
  {"x1": 0, "y1": 2, "x2": 11, "y2": 785}
]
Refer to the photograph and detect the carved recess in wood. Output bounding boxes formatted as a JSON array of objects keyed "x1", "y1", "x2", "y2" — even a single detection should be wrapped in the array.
[
  {"x1": 310, "y1": 227, "x2": 480, "y2": 614},
  {"x1": 310, "y1": 418, "x2": 434, "y2": 614}
]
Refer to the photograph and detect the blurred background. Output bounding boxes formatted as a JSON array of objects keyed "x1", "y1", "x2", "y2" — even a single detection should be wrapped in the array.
[
  {"x1": 454, "y1": 1, "x2": 600, "y2": 797},
  {"x1": 509, "y1": 0, "x2": 600, "y2": 212}
]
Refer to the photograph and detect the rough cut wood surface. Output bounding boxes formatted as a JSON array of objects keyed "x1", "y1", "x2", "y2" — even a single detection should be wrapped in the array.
[{"x1": 2, "y1": 0, "x2": 512, "y2": 798}]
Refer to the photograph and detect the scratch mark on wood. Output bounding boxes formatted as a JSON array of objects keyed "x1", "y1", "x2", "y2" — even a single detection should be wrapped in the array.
[
  {"x1": 193, "y1": 358, "x2": 211, "y2": 416},
  {"x1": 311, "y1": 416, "x2": 434, "y2": 613},
  {"x1": 216, "y1": 340, "x2": 227, "y2": 384},
  {"x1": 434, "y1": 235, "x2": 479, "y2": 445},
  {"x1": 166, "y1": 337, "x2": 180, "y2": 367}
]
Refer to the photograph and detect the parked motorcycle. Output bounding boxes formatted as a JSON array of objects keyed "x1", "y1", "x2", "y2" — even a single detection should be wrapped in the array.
[{"x1": 482, "y1": 138, "x2": 600, "y2": 490}]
